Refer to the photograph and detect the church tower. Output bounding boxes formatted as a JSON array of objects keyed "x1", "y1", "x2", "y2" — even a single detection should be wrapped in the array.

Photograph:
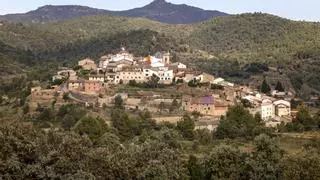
[{"x1": 163, "y1": 52, "x2": 170, "y2": 64}]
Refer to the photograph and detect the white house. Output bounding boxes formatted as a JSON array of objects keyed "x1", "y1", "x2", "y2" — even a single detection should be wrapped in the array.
[
  {"x1": 260, "y1": 99, "x2": 275, "y2": 120},
  {"x1": 144, "y1": 56, "x2": 165, "y2": 68},
  {"x1": 89, "y1": 75, "x2": 105, "y2": 82},
  {"x1": 212, "y1": 77, "x2": 234, "y2": 87},
  {"x1": 143, "y1": 67, "x2": 174, "y2": 84},
  {"x1": 171, "y1": 62, "x2": 187, "y2": 69}
]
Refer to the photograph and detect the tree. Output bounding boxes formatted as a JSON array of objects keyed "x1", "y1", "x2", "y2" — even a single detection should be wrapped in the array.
[
  {"x1": 169, "y1": 98, "x2": 179, "y2": 113},
  {"x1": 204, "y1": 144, "x2": 247, "y2": 179},
  {"x1": 37, "y1": 107, "x2": 54, "y2": 122},
  {"x1": 74, "y1": 116, "x2": 108, "y2": 141},
  {"x1": 114, "y1": 95, "x2": 124, "y2": 109},
  {"x1": 22, "y1": 103, "x2": 29, "y2": 114},
  {"x1": 246, "y1": 134, "x2": 284, "y2": 180},
  {"x1": 147, "y1": 74, "x2": 160, "y2": 88},
  {"x1": 275, "y1": 81, "x2": 285, "y2": 92},
  {"x1": 188, "y1": 78, "x2": 198, "y2": 87},
  {"x1": 194, "y1": 129, "x2": 213, "y2": 145},
  {"x1": 176, "y1": 114, "x2": 195, "y2": 140},
  {"x1": 215, "y1": 106, "x2": 271, "y2": 139},
  {"x1": 260, "y1": 78, "x2": 271, "y2": 94},
  {"x1": 128, "y1": 80, "x2": 137, "y2": 86},
  {"x1": 63, "y1": 92, "x2": 69, "y2": 102},
  {"x1": 188, "y1": 155, "x2": 205, "y2": 180},
  {"x1": 295, "y1": 107, "x2": 317, "y2": 131}
]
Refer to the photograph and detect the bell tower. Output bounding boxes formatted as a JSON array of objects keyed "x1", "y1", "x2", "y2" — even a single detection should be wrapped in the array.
[{"x1": 163, "y1": 52, "x2": 170, "y2": 64}]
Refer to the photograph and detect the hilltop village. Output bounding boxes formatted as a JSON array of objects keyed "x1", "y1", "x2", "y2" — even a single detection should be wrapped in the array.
[{"x1": 29, "y1": 47, "x2": 294, "y2": 130}]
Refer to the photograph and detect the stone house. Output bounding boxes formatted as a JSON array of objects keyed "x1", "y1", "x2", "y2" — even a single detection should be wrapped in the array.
[
  {"x1": 273, "y1": 100, "x2": 291, "y2": 117},
  {"x1": 182, "y1": 96, "x2": 214, "y2": 115},
  {"x1": 68, "y1": 80, "x2": 83, "y2": 91},
  {"x1": 78, "y1": 58, "x2": 97, "y2": 70}
]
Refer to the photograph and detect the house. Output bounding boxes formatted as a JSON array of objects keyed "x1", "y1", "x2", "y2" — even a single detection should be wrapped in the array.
[
  {"x1": 155, "y1": 67, "x2": 174, "y2": 84},
  {"x1": 214, "y1": 104, "x2": 229, "y2": 117},
  {"x1": 143, "y1": 67, "x2": 174, "y2": 84},
  {"x1": 144, "y1": 56, "x2": 165, "y2": 68},
  {"x1": 68, "y1": 81, "x2": 83, "y2": 91},
  {"x1": 195, "y1": 120, "x2": 220, "y2": 131},
  {"x1": 84, "y1": 81, "x2": 102, "y2": 93},
  {"x1": 212, "y1": 78, "x2": 234, "y2": 87},
  {"x1": 89, "y1": 75, "x2": 105, "y2": 82},
  {"x1": 196, "y1": 73, "x2": 215, "y2": 83},
  {"x1": 260, "y1": 99, "x2": 275, "y2": 120},
  {"x1": 100, "y1": 48, "x2": 135, "y2": 70},
  {"x1": 78, "y1": 58, "x2": 97, "y2": 70},
  {"x1": 182, "y1": 96, "x2": 215, "y2": 115},
  {"x1": 273, "y1": 100, "x2": 291, "y2": 117},
  {"x1": 115, "y1": 67, "x2": 145, "y2": 84},
  {"x1": 271, "y1": 90, "x2": 286, "y2": 98},
  {"x1": 53, "y1": 69, "x2": 77, "y2": 81},
  {"x1": 171, "y1": 62, "x2": 187, "y2": 69},
  {"x1": 52, "y1": 74, "x2": 64, "y2": 81}
]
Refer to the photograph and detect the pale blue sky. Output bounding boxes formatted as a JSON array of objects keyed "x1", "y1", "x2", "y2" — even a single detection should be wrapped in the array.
[{"x1": 1, "y1": 0, "x2": 319, "y2": 21}]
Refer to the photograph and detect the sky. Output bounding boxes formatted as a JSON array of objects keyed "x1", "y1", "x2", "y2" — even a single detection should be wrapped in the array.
[{"x1": 0, "y1": 0, "x2": 319, "y2": 21}]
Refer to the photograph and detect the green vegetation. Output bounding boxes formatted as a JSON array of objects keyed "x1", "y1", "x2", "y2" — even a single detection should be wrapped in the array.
[
  {"x1": 278, "y1": 107, "x2": 320, "y2": 132},
  {"x1": 1, "y1": 13, "x2": 320, "y2": 97},
  {"x1": 0, "y1": 12, "x2": 320, "y2": 178},
  {"x1": 261, "y1": 78, "x2": 271, "y2": 94},
  {"x1": 0, "y1": 99, "x2": 319, "y2": 179},
  {"x1": 215, "y1": 106, "x2": 272, "y2": 139}
]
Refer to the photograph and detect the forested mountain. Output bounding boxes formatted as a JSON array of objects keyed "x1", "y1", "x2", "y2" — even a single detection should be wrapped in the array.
[
  {"x1": 112, "y1": 0, "x2": 228, "y2": 24},
  {"x1": 0, "y1": 0, "x2": 228, "y2": 24},
  {"x1": 0, "y1": 5, "x2": 109, "y2": 24},
  {"x1": 0, "y1": 13, "x2": 319, "y2": 97}
]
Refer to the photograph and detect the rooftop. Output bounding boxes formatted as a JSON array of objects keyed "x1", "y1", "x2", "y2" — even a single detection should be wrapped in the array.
[{"x1": 191, "y1": 96, "x2": 214, "y2": 105}]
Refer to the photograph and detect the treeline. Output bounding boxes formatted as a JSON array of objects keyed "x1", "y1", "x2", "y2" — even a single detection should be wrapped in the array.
[{"x1": 1, "y1": 98, "x2": 320, "y2": 179}]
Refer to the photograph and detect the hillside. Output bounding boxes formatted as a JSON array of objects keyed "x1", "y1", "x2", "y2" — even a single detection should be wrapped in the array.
[
  {"x1": 0, "y1": 13, "x2": 319, "y2": 98},
  {"x1": 189, "y1": 13, "x2": 320, "y2": 62},
  {"x1": 0, "y1": 0, "x2": 228, "y2": 24},
  {"x1": 113, "y1": 0, "x2": 228, "y2": 24}
]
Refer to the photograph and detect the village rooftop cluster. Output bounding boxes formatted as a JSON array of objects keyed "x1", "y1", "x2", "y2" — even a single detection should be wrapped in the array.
[{"x1": 30, "y1": 48, "x2": 295, "y2": 131}]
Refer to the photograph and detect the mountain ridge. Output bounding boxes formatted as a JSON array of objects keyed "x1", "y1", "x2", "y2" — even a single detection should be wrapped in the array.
[{"x1": 0, "y1": 0, "x2": 228, "y2": 24}]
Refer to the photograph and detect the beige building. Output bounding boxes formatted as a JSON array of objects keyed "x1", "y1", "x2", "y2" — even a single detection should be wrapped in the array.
[
  {"x1": 182, "y1": 96, "x2": 228, "y2": 116},
  {"x1": 273, "y1": 100, "x2": 291, "y2": 117},
  {"x1": 196, "y1": 72, "x2": 215, "y2": 83},
  {"x1": 78, "y1": 58, "x2": 97, "y2": 70},
  {"x1": 115, "y1": 67, "x2": 145, "y2": 84},
  {"x1": 68, "y1": 81, "x2": 83, "y2": 91}
]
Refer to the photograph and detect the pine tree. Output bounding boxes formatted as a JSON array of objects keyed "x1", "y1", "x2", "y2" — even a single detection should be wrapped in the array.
[
  {"x1": 275, "y1": 81, "x2": 285, "y2": 92},
  {"x1": 261, "y1": 79, "x2": 271, "y2": 94}
]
